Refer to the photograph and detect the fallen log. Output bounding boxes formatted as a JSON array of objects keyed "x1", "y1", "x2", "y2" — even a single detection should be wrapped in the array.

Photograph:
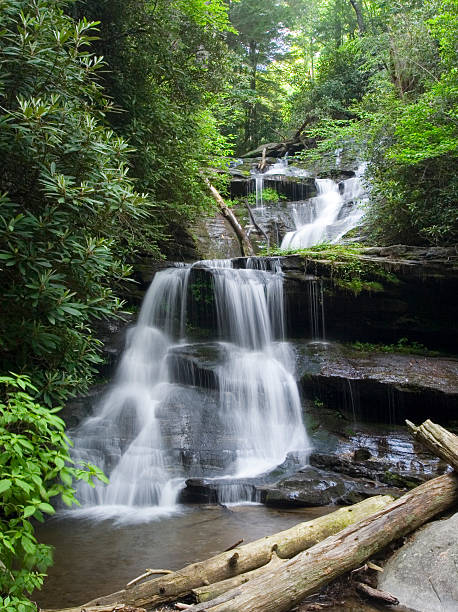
[
  {"x1": 43, "y1": 607, "x2": 146, "y2": 612},
  {"x1": 73, "y1": 496, "x2": 393, "y2": 611},
  {"x1": 185, "y1": 473, "x2": 458, "y2": 612},
  {"x1": 203, "y1": 177, "x2": 254, "y2": 257},
  {"x1": 191, "y1": 551, "x2": 284, "y2": 604},
  {"x1": 406, "y1": 419, "x2": 458, "y2": 471}
]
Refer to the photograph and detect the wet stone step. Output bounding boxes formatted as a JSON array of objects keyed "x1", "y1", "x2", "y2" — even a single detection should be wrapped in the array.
[
  {"x1": 292, "y1": 341, "x2": 458, "y2": 423},
  {"x1": 167, "y1": 342, "x2": 225, "y2": 390},
  {"x1": 257, "y1": 466, "x2": 405, "y2": 508}
]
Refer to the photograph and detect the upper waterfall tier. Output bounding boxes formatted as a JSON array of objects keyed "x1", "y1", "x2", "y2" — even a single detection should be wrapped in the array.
[{"x1": 281, "y1": 163, "x2": 367, "y2": 249}]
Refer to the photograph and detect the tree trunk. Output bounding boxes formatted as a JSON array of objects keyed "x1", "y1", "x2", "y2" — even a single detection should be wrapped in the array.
[
  {"x1": 406, "y1": 419, "x2": 458, "y2": 471},
  {"x1": 186, "y1": 473, "x2": 458, "y2": 612},
  {"x1": 203, "y1": 178, "x2": 254, "y2": 257},
  {"x1": 349, "y1": 0, "x2": 365, "y2": 34},
  {"x1": 76, "y1": 496, "x2": 393, "y2": 610}
]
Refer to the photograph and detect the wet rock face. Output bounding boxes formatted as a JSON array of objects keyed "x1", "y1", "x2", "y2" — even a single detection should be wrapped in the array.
[
  {"x1": 167, "y1": 342, "x2": 224, "y2": 391},
  {"x1": 230, "y1": 175, "x2": 317, "y2": 201},
  {"x1": 157, "y1": 385, "x2": 238, "y2": 474},
  {"x1": 259, "y1": 467, "x2": 347, "y2": 507},
  {"x1": 378, "y1": 512, "x2": 458, "y2": 612},
  {"x1": 280, "y1": 248, "x2": 458, "y2": 351},
  {"x1": 293, "y1": 341, "x2": 458, "y2": 424},
  {"x1": 62, "y1": 384, "x2": 106, "y2": 429},
  {"x1": 180, "y1": 477, "x2": 259, "y2": 504}
]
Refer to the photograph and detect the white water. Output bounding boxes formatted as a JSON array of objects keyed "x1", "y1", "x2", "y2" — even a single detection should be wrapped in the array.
[
  {"x1": 281, "y1": 163, "x2": 367, "y2": 249},
  {"x1": 212, "y1": 259, "x2": 309, "y2": 483},
  {"x1": 70, "y1": 267, "x2": 191, "y2": 520},
  {"x1": 70, "y1": 259, "x2": 310, "y2": 517}
]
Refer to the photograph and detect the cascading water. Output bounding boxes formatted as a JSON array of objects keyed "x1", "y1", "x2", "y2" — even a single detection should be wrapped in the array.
[
  {"x1": 281, "y1": 163, "x2": 367, "y2": 249},
  {"x1": 70, "y1": 267, "x2": 191, "y2": 518},
  {"x1": 70, "y1": 258, "x2": 310, "y2": 516},
  {"x1": 212, "y1": 259, "x2": 308, "y2": 484},
  {"x1": 251, "y1": 155, "x2": 304, "y2": 208}
]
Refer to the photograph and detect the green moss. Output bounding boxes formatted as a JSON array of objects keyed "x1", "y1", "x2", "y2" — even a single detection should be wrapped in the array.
[
  {"x1": 189, "y1": 280, "x2": 214, "y2": 304},
  {"x1": 334, "y1": 279, "x2": 385, "y2": 294},
  {"x1": 383, "y1": 471, "x2": 418, "y2": 490},
  {"x1": 264, "y1": 243, "x2": 400, "y2": 295},
  {"x1": 349, "y1": 338, "x2": 440, "y2": 357}
]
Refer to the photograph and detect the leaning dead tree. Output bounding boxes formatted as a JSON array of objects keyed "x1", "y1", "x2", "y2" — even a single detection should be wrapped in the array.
[
  {"x1": 203, "y1": 177, "x2": 254, "y2": 257},
  {"x1": 45, "y1": 420, "x2": 458, "y2": 612}
]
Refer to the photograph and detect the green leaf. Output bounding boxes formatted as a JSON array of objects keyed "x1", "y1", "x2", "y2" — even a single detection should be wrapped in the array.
[
  {"x1": 0, "y1": 479, "x2": 12, "y2": 493},
  {"x1": 38, "y1": 502, "x2": 55, "y2": 515},
  {"x1": 23, "y1": 506, "x2": 36, "y2": 519}
]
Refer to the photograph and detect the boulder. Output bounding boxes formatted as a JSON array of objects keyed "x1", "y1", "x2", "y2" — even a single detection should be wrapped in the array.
[
  {"x1": 378, "y1": 512, "x2": 458, "y2": 612},
  {"x1": 181, "y1": 477, "x2": 259, "y2": 504},
  {"x1": 257, "y1": 466, "x2": 402, "y2": 507}
]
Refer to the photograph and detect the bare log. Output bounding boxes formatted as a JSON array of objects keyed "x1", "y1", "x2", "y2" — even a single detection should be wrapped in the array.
[
  {"x1": 406, "y1": 419, "x2": 458, "y2": 471},
  {"x1": 43, "y1": 607, "x2": 146, "y2": 612},
  {"x1": 203, "y1": 177, "x2": 254, "y2": 257},
  {"x1": 186, "y1": 473, "x2": 458, "y2": 612},
  {"x1": 191, "y1": 551, "x2": 284, "y2": 605},
  {"x1": 78, "y1": 496, "x2": 393, "y2": 610}
]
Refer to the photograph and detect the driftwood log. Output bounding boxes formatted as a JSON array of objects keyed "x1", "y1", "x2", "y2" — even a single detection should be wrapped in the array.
[
  {"x1": 203, "y1": 177, "x2": 254, "y2": 257},
  {"x1": 406, "y1": 419, "x2": 458, "y2": 471},
  {"x1": 191, "y1": 551, "x2": 285, "y2": 603},
  {"x1": 57, "y1": 496, "x2": 392, "y2": 611},
  {"x1": 185, "y1": 473, "x2": 458, "y2": 611}
]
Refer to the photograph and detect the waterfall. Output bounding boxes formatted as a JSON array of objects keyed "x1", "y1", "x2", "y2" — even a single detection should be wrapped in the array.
[
  {"x1": 308, "y1": 280, "x2": 326, "y2": 340},
  {"x1": 255, "y1": 175, "x2": 264, "y2": 208},
  {"x1": 212, "y1": 259, "x2": 308, "y2": 484},
  {"x1": 251, "y1": 155, "x2": 296, "y2": 208},
  {"x1": 70, "y1": 259, "x2": 309, "y2": 516},
  {"x1": 70, "y1": 267, "x2": 191, "y2": 518},
  {"x1": 281, "y1": 163, "x2": 367, "y2": 249}
]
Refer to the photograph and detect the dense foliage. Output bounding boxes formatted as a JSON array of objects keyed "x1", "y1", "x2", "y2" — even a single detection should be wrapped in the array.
[
  {"x1": 0, "y1": 0, "x2": 152, "y2": 405},
  {"x1": 72, "y1": 0, "x2": 234, "y2": 255},
  {"x1": 0, "y1": 0, "x2": 231, "y2": 606},
  {"x1": 0, "y1": 375, "x2": 107, "y2": 611}
]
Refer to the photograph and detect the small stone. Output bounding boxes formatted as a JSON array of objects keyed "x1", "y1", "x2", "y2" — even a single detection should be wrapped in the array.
[{"x1": 353, "y1": 447, "x2": 372, "y2": 461}]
